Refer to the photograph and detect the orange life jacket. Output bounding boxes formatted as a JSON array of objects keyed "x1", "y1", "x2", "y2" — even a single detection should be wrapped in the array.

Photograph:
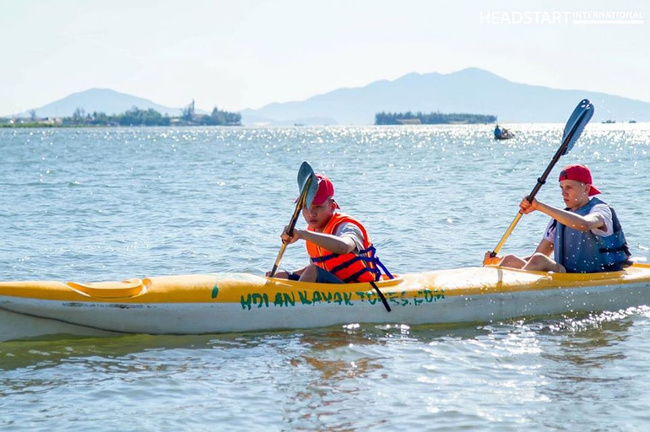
[{"x1": 306, "y1": 213, "x2": 382, "y2": 283}]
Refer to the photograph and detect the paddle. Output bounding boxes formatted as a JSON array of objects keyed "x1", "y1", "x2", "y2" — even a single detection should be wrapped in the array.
[
  {"x1": 269, "y1": 161, "x2": 318, "y2": 278},
  {"x1": 486, "y1": 99, "x2": 594, "y2": 262}
]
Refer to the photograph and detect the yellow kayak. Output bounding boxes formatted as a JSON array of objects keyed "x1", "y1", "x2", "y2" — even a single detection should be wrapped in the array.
[{"x1": 2, "y1": 263, "x2": 650, "y2": 341}]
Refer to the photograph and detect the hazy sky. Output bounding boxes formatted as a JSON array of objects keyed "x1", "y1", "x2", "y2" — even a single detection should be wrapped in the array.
[{"x1": 1, "y1": 0, "x2": 648, "y2": 115}]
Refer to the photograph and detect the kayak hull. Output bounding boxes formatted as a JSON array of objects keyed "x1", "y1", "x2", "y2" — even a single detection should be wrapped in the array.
[{"x1": 2, "y1": 264, "x2": 650, "y2": 341}]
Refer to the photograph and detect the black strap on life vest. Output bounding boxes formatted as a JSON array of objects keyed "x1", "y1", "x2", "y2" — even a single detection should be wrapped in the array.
[{"x1": 369, "y1": 281, "x2": 391, "y2": 312}]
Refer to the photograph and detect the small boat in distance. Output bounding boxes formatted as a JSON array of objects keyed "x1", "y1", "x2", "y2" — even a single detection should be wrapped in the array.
[{"x1": 494, "y1": 124, "x2": 514, "y2": 140}]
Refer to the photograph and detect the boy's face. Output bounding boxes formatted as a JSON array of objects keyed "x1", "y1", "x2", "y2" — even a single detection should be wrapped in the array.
[{"x1": 302, "y1": 199, "x2": 335, "y2": 231}]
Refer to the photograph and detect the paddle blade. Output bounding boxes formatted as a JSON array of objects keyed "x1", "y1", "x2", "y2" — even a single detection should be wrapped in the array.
[
  {"x1": 296, "y1": 161, "x2": 318, "y2": 208},
  {"x1": 304, "y1": 173, "x2": 318, "y2": 208},
  {"x1": 561, "y1": 99, "x2": 594, "y2": 155},
  {"x1": 297, "y1": 161, "x2": 314, "y2": 189}
]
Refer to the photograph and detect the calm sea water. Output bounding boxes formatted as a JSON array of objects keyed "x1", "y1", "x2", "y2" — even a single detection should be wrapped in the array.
[{"x1": 1, "y1": 124, "x2": 649, "y2": 430}]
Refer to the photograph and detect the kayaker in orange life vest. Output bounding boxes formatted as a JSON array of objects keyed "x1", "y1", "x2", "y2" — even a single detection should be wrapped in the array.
[{"x1": 267, "y1": 174, "x2": 392, "y2": 284}]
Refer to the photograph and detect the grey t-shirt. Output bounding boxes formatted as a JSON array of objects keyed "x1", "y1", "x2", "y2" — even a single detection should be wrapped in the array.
[
  {"x1": 543, "y1": 203, "x2": 614, "y2": 243},
  {"x1": 333, "y1": 222, "x2": 365, "y2": 253}
]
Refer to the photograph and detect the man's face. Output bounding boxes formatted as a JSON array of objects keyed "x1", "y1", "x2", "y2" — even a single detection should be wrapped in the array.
[
  {"x1": 560, "y1": 179, "x2": 590, "y2": 209},
  {"x1": 302, "y1": 199, "x2": 335, "y2": 231}
]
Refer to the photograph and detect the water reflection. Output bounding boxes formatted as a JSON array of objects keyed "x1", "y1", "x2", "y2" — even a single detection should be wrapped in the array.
[
  {"x1": 510, "y1": 308, "x2": 649, "y2": 429},
  {"x1": 0, "y1": 333, "x2": 219, "y2": 372},
  {"x1": 1, "y1": 309, "x2": 649, "y2": 430}
]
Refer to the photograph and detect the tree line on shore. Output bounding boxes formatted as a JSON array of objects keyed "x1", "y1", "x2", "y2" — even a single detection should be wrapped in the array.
[
  {"x1": 375, "y1": 111, "x2": 497, "y2": 125},
  {"x1": 0, "y1": 100, "x2": 241, "y2": 127}
]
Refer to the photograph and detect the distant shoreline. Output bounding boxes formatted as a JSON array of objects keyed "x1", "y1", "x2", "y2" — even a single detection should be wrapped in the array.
[
  {"x1": 375, "y1": 111, "x2": 497, "y2": 125},
  {"x1": 1, "y1": 103, "x2": 241, "y2": 128},
  {"x1": 0, "y1": 122, "x2": 242, "y2": 128}
]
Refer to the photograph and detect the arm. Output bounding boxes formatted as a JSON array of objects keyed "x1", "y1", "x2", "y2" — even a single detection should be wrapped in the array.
[
  {"x1": 533, "y1": 238, "x2": 554, "y2": 257},
  {"x1": 520, "y1": 198, "x2": 605, "y2": 232},
  {"x1": 289, "y1": 229, "x2": 356, "y2": 255}
]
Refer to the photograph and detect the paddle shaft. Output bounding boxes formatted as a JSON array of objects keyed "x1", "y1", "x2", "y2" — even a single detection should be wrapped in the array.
[
  {"x1": 269, "y1": 176, "x2": 313, "y2": 277},
  {"x1": 489, "y1": 109, "x2": 586, "y2": 257},
  {"x1": 269, "y1": 244, "x2": 289, "y2": 278}
]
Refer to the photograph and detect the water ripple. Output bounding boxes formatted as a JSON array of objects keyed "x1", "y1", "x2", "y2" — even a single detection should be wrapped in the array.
[{"x1": 2, "y1": 124, "x2": 650, "y2": 430}]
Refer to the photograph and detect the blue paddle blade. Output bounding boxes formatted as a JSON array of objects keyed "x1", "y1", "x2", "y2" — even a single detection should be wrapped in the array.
[
  {"x1": 297, "y1": 161, "x2": 313, "y2": 189},
  {"x1": 561, "y1": 99, "x2": 594, "y2": 155},
  {"x1": 304, "y1": 173, "x2": 318, "y2": 208},
  {"x1": 296, "y1": 161, "x2": 318, "y2": 208}
]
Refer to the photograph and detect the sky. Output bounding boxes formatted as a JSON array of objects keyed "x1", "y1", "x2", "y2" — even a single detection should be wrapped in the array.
[{"x1": 1, "y1": 0, "x2": 649, "y2": 116}]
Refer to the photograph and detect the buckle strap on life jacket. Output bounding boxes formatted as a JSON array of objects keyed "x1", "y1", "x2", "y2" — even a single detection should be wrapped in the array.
[
  {"x1": 599, "y1": 246, "x2": 628, "y2": 253},
  {"x1": 310, "y1": 254, "x2": 336, "y2": 264},
  {"x1": 343, "y1": 267, "x2": 374, "y2": 283},
  {"x1": 310, "y1": 245, "x2": 394, "y2": 282},
  {"x1": 364, "y1": 245, "x2": 392, "y2": 312},
  {"x1": 330, "y1": 255, "x2": 366, "y2": 275},
  {"x1": 335, "y1": 258, "x2": 382, "y2": 283},
  {"x1": 362, "y1": 246, "x2": 394, "y2": 280}
]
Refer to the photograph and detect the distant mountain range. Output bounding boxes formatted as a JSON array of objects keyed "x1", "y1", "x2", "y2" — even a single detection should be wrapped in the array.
[
  {"x1": 23, "y1": 88, "x2": 184, "y2": 118},
  {"x1": 12, "y1": 68, "x2": 650, "y2": 124},
  {"x1": 242, "y1": 68, "x2": 650, "y2": 125}
]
